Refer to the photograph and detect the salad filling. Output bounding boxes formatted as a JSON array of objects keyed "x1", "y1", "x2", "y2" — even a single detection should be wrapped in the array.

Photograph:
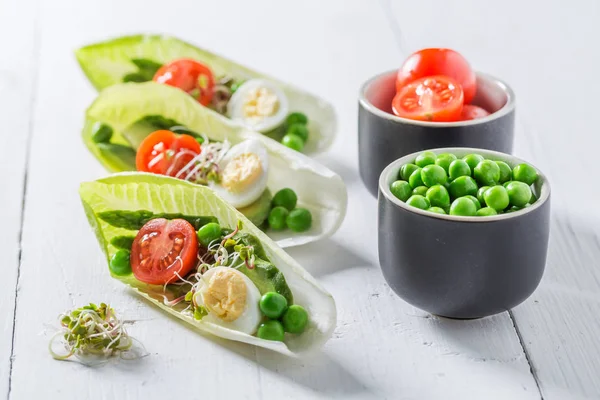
[
  {"x1": 104, "y1": 212, "x2": 304, "y2": 340},
  {"x1": 150, "y1": 59, "x2": 309, "y2": 152},
  {"x1": 91, "y1": 114, "x2": 313, "y2": 231}
]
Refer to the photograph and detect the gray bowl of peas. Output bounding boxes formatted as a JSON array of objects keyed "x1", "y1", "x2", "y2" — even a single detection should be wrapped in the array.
[{"x1": 378, "y1": 148, "x2": 550, "y2": 319}]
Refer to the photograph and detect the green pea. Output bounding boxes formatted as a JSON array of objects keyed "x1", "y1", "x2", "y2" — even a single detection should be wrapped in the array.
[
  {"x1": 272, "y1": 188, "x2": 297, "y2": 210},
  {"x1": 109, "y1": 249, "x2": 132, "y2": 276},
  {"x1": 408, "y1": 168, "x2": 424, "y2": 188},
  {"x1": 449, "y1": 176, "x2": 478, "y2": 199},
  {"x1": 495, "y1": 161, "x2": 512, "y2": 183},
  {"x1": 197, "y1": 222, "x2": 222, "y2": 247},
  {"x1": 412, "y1": 186, "x2": 429, "y2": 196},
  {"x1": 230, "y1": 80, "x2": 245, "y2": 93},
  {"x1": 268, "y1": 207, "x2": 289, "y2": 231},
  {"x1": 513, "y1": 163, "x2": 539, "y2": 185},
  {"x1": 399, "y1": 163, "x2": 419, "y2": 181},
  {"x1": 450, "y1": 197, "x2": 477, "y2": 216},
  {"x1": 477, "y1": 207, "x2": 498, "y2": 217},
  {"x1": 505, "y1": 181, "x2": 532, "y2": 207},
  {"x1": 448, "y1": 159, "x2": 471, "y2": 180},
  {"x1": 426, "y1": 185, "x2": 450, "y2": 208},
  {"x1": 91, "y1": 122, "x2": 113, "y2": 143},
  {"x1": 438, "y1": 153, "x2": 457, "y2": 160},
  {"x1": 406, "y1": 195, "x2": 430, "y2": 210},
  {"x1": 463, "y1": 195, "x2": 481, "y2": 210},
  {"x1": 286, "y1": 208, "x2": 312, "y2": 232},
  {"x1": 390, "y1": 180, "x2": 412, "y2": 202},
  {"x1": 415, "y1": 151, "x2": 437, "y2": 168},
  {"x1": 281, "y1": 305, "x2": 309, "y2": 334},
  {"x1": 435, "y1": 154, "x2": 457, "y2": 172},
  {"x1": 484, "y1": 185, "x2": 510, "y2": 211},
  {"x1": 477, "y1": 186, "x2": 490, "y2": 205},
  {"x1": 463, "y1": 154, "x2": 485, "y2": 171},
  {"x1": 421, "y1": 164, "x2": 447, "y2": 187},
  {"x1": 530, "y1": 192, "x2": 537, "y2": 204},
  {"x1": 287, "y1": 124, "x2": 309, "y2": 142},
  {"x1": 428, "y1": 207, "x2": 446, "y2": 214},
  {"x1": 257, "y1": 320, "x2": 285, "y2": 341},
  {"x1": 286, "y1": 112, "x2": 308, "y2": 126},
  {"x1": 282, "y1": 134, "x2": 304, "y2": 152},
  {"x1": 474, "y1": 160, "x2": 501, "y2": 186},
  {"x1": 259, "y1": 292, "x2": 288, "y2": 319}
]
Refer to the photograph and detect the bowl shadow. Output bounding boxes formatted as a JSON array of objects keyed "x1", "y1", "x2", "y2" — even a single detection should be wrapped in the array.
[{"x1": 285, "y1": 238, "x2": 373, "y2": 278}]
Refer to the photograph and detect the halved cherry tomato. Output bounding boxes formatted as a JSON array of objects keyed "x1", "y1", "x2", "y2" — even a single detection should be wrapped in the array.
[
  {"x1": 130, "y1": 218, "x2": 199, "y2": 285},
  {"x1": 396, "y1": 48, "x2": 477, "y2": 104},
  {"x1": 153, "y1": 59, "x2": 215, "y2": 106},
  {"x1": 459, "y1": 104, "x2": 490, "y2": 121},
  {"x1": 392, "y1": 75, "x2": 464, "y2": 122},
  {"x1": 136, "y1": 130, "x2": 201, "y2": 176}
]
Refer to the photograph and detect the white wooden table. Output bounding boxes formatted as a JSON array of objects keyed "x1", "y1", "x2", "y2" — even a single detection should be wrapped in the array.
[{"x1": 1, "y1": 0, "x2": 599, "y2": 399}]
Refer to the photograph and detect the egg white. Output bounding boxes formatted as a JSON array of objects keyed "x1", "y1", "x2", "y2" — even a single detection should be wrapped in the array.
[
  {"x1": 209, "y1": 139, "x2": 269, "y2": 208},
  {"x1": 227, "y1": 79, "x2": 289, "y2": 132},
  {"x1": 194, "y1": 267, "x2": 262, "y2": 335}
]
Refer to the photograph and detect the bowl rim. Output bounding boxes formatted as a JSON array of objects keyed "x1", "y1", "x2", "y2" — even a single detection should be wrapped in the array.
[
  {"x1": 379, "y1": 147, "x2": 551, "y2": 223},
  {"x1": 359, "y1": 69, "x2": 516, "y2": 128}
]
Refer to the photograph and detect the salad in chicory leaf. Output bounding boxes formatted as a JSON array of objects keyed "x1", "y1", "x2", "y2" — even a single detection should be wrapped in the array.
[
  {"x1": 75, "y1": 34, "x2": 336, "y2": 154},
  {"x1": 79, "y1": 173, "x2": 336, "y2": 355},
  {"x1": 83, "y1": 82, "x2": 347, "y2": 248}
]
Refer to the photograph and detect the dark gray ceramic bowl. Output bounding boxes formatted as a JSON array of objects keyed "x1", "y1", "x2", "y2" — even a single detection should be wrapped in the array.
[
  {"x1": 378, "y1": 148, "x2": 550, "y2": 319},
  {"x1": 359, "y1": 70, "x2": 516, "y2": 197}
]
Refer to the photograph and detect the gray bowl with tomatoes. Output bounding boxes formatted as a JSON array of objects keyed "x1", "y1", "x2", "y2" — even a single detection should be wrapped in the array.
[{"x1": 358, "y1": 49, "x2": 515, "y2": 197}]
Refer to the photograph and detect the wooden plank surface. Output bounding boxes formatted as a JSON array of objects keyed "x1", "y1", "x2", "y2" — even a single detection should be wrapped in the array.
[
  {"x1": 0, "y1": 0, "x2": 39, "y2": 397},
  {"x1": 385, "y1": 1, "x2": 600, "y2": 399},
  {"x1": 9, "y1": 0, "x2": 600, "y2": 398}
]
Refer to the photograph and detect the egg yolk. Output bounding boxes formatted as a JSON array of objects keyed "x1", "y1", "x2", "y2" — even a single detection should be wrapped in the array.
[
  {"x1": 201, "y1": 269, "x2": 247, "y2": 322},
  {"x1": 242, "y1": 87, "x2": 280, "y2": 123},
  {"x1": 221, "y1": 152, "x2": 263, "y2": 193}
]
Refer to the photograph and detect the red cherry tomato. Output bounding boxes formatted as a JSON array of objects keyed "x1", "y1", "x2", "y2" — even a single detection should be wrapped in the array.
[
  {"x1": 136, "y1": 130, "x2": 201, "y2": 176},
  {"x1": 396, "y1": 48, "x2": 477, "y2": 104},
  {"x1": 130, "y1": 218, "x2": 199, "y2": 285},
  {"x1": 459, "y1": 105, "x2": 491, "y2": 121},
  {"x1": 153, "y1": 59, "x2": 215, "y2": 106},
  {"x1": 392, "y1": 75, "x2": 464, "y2": 122}
]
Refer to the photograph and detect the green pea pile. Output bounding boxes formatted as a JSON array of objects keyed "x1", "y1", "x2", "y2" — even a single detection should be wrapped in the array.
[
  {"x1": 280, "y1": 112, "x2": 310, "y2": 152},
  {"x1": 256, "y1": 292, "x2": 309, "y2": 341},
  {"x1": 267, "y1": 188, "x2": 312, "y2": 232},
  {"x1": 390, "y1": 151, "x2": 540, "y2": 217}
]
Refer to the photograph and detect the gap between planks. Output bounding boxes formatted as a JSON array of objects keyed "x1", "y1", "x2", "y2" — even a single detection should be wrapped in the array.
[
  {"x1": 509, "y1": 310, "x2": 544, "y2": 400},
  {"x1": 373, "y1": 0, "x2": 544, "y2": 398},
  {"x1": 6, "y1": 6, "x2": 42, "y2": 399}
]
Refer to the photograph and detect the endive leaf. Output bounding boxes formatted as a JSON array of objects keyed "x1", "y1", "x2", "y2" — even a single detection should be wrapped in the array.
[
  {"x1": 84, "y1": 82, "x2": 347, "y2": 248},
  {"x1": 76, "y1": 34, "x2": 336, "y2": 154},
  {"x1": 79, "y1": 172, "x2": 336, "y2": 356}
]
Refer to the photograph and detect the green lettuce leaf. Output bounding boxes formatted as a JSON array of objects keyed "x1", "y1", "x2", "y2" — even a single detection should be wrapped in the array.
[
  {"x1": 83, "y1": 82, "x2": 347, "y2": 248},
  {"x1": 76, "y1": 34, "x2": 336, "y2": 154},
  {"x1": 79, "y1": 172, "x2": 336, "y2": 356}
]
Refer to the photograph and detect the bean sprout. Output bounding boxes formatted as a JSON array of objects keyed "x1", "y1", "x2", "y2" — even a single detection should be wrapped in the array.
[
  {"x1": 169, "y1": 140, "x2": 231, "y2": 185},
  {"x1": 49, "y1": 303, "x2": 141, "y2": 363}
]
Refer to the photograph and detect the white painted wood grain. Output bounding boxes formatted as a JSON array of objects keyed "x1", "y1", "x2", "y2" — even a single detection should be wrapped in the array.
[
  {"x1": 385, "y1": 0, "x2": 600, "y2": 399},
  {"x1": 8, "y1": 0, "x2": 543, "y2": 399},
  {"x1": 0, "y1": 0, "x2": 38, "y2": 396}
]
